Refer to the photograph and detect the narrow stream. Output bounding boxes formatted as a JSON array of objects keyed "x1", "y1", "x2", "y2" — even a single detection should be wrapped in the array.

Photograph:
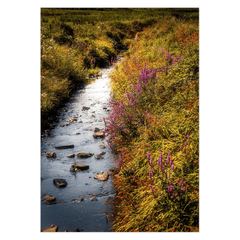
[{"x1": 41, "y1": 57, "x2": 121, "y2": 232}]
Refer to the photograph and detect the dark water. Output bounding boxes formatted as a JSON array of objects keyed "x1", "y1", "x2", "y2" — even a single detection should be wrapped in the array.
[{"x1": 41, "y1": 59, "x2": 121, "y2": 232}]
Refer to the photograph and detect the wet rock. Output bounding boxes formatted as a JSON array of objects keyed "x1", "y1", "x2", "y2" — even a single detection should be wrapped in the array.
[
  {"x1": 77, "y1": 152, "x2": 94, "y2": 158},
  {"x1": 74, "y1": 228, "x2": 80, "y2": 232},
  {"x1": 53, "y1": 179, "x2": 67, "y2": 188},
  {"x1": 103, "y1": 107, "x2": 107, "y2": 110},
  {"x1": 76, "y1": 132, "x2": 81, "y2": 135},
  {"x1": 90, "y1": 197, "x2": 97, "y2": 201},
  {"x1": 99, "y1": 140, "x2": 106, "y2": 149},
  {"x1": 43, "y1": 195, "x2": 56, "y2": 202},
  {"x1": 100, "y1": 151, "x2": 106, "y2": 155},
  {"x1": 93, "y1": 131, "x2": 104, "y2": 138},
  {"x1": 70, "y1": 166, "x2": 75, "y2": 172},
  {"x1": 94, "y1": 127, "x2": 101, "y2": 132},
  {"x1": 74, "y1": 164, "x2": 89, "y2": 171},
  {"x1": 60, "y1": 124, "x2": 65, "y2": 127},
  {"x1": 54, "y1": 145, "x2": 74, "y2": 149},
  {"x1": 46, "y1": 152, "x2": 56, "y2": 158},
  {"x1": 94, "y1": 172, "x2": 109, "y2": 181},
  {"x1": 42, "y1": 225, "x2": 58, "y2": 232},
  {"x1": 77, "y1": 197, "x2": 84, "y2": 202},
  {"x1": 67, "y1": 154, "x2": 75, "y2": 158},
  {"x1": 94, "y1": 154, "x2": 103, "y2": 159},
  {"x1": 82, "y1": 106, "x2": 90, "y2": 111}
]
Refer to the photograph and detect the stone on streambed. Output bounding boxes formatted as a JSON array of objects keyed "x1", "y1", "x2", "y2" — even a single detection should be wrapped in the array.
[
  {"x1": 53, "y1": 179, "x2": 67, "y2": 188},
  {"x1": 43, "y1": 195, "x2": 56, "y2": 202},
  {"x1": 94, "y1": 154, "x2": 103, "y2": 159},
  {"x1": 94, "y1": 171, "x2": 109, "y2": 181},
  {"x1": 74, "y1": 228, "x2": 84, "y2": 232},
  {"x1": 67, "y1": 154, "x2": 75, "y2": 158},
  {"x1": 42, "y1": 225, "x2": 58, "y2": 232},
  {"x1": 94, "y1": 127, "x2": 101, "y2": 132},
  {"x1": 72, "y1": 164, "x2": 89, "y2": 171},
  {"x1": 100, "y1": 151, "x2": 106, "y2": 155},
  {"x1": 77, "y1": 152, "x2": 94, "y2": 158},
  {"x1": 89, "y1": 197, "x2": 98, "y2": 201},
  {"x1": 93, "y1": 131, "x2": 104, "y2": 138},
  {"x1": 99, "y1": 140, "x2": 106, "y2": 149},
  {"x1": 77, "y1": 197, "x2": 84, "y2": 202},
  {"x1": 54, "y1": 145, "x2": 74, "y2": 149},
  {"x1": 46, "y1": 152, "x2": 56, "y2": 158},
  {"x1": 82, "y1": 106, "x2": 90, "y2": 111}
]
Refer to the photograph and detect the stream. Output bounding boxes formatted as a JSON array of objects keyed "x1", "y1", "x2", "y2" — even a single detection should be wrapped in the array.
[{"x1": 41, "y1": 57, "x2": 121, "y2": 232}]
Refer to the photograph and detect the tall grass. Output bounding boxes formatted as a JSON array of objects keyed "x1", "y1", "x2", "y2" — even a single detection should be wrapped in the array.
[
  {"x1": 41, "y1": 8, "x2": 167, "y2": 124},
  {"x1": 104, "y1": 16, "x2": 199, "y2": 232}
]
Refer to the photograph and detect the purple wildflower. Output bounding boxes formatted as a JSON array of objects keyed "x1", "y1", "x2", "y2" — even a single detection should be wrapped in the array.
[
  {"x1": 180, "y1": 146, "x2": 183, "y2": 151},
  {"x1": 150, "y1": 185, "x2": 154, "y2": 193},
  {"x1": 147, "y1": 152, "x2": 150, "y2": 159},
  {"x1": 183, "y1": 186, "x2": 186, "y2": 191},
  {"x1": 157, "y1": 157, "x2": 162, "y2": 165},
  {"x1": 179, "y1": 179, "x2": 184, "y2": 187}
]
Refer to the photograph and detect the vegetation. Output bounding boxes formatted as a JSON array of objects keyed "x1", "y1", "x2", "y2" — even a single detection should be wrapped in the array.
[
  {"x1": 41, "y1": 8, "x2": 170, "y2": 122},
  {"x1": 103, "y1": 14, "x2": 199, "y2": 232}
]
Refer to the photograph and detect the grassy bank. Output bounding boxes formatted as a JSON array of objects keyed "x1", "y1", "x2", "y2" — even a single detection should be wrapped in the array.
[
  {"x1": 104, "y1": 14, "x2": 199, "y2": 232},
  {"x1": 41, "y1": 8, "x2": 165, "y2": 125}
]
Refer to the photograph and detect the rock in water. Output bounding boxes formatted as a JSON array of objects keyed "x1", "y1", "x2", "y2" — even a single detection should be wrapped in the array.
[
  {"x1": 46, "y1": 152, "x2": 56, "y2": 158},
  {"x1": 89, "y1": 197, "x2": 97, "y2": 201},
  {"x1": 54, "y1": 145, "x2": 74, "y2": 149},
  {"x1": 93, "y1": 131, "x2": 104, "y2": 138},
  {"x1": 94, "y1": 127, "x2": 101, "y2": 132},
  {"x1": 70, "y1": 166, "x2": 75, "y2": 172},
  {"x1": 77, "y1": 152, "x2": 94, "y2": 158},
  {"x1": 42, "y1": 225, "x2": 58, "y2": 232},
  {"x1": 43, "y1": 195, "x2": 56, "y2": 202},
  {"x1": 74, "y1": 164, "x2": 89, "y2": 171},
  {"x1": 94, "y1": 154, "x2": 103, "y2": 159},
  {"x1": 67, "y1": 154, "x2": 75, "y2": 158},
  {"x1": 53, "y1": 179, "x2": 67, "y2": 188},
  {"x1": 94, "y1": 172, "x2": 109, "y2": 181},
  {"x1": 82, "y1": 106, "x2": 90, "y2": 111}
]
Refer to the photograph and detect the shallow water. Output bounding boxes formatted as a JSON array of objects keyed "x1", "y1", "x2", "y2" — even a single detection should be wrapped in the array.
[{"x1": 41, "y1": 59, "x2": 121, "y2": 232}]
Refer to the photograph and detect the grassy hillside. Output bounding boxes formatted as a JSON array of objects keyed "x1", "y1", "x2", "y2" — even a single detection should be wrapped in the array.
[{"x1": 103, "y1": 15, "x2": 199, "y2": 232}]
